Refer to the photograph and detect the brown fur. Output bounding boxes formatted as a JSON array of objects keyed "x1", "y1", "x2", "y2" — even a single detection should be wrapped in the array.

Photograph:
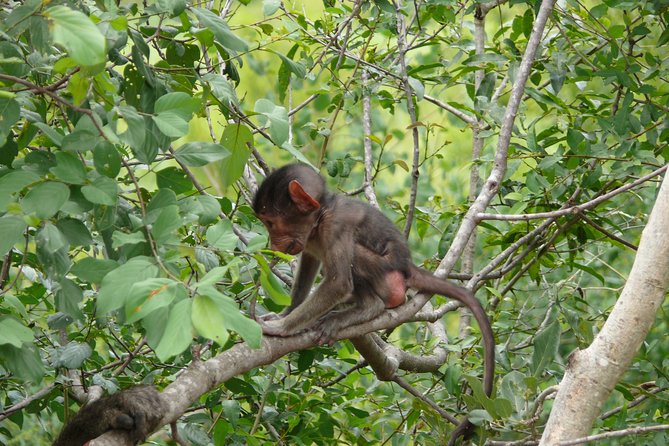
[{"x1": 53, "y1": 386, "x2": 163, "y2": 446}]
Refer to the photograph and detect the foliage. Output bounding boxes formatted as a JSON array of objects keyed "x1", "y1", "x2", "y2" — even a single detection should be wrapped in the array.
[{"x1": 0, "y1": 0, "x2": 668, "y2": 445}]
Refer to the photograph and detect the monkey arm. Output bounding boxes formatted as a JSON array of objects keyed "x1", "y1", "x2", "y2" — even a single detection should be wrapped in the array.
[
  {"x1": 258, "y1": 253, "x2": 321, "y2": 322},
  {"x1": 286, "y1": 252, "x2": 320, "y2": 313},
  {"x1": 260, "y1": 232, "x2": 355, "y2": 337}
]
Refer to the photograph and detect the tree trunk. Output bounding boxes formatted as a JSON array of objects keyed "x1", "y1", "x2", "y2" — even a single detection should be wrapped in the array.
[{"x1": 540, "y1": 171, "x2": 669, "y2": 444}]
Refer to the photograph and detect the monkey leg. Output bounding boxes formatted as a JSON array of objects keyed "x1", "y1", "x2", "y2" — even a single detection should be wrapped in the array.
[{"x1": 313, "y1": 292, "x2": 386, "y2": 345}]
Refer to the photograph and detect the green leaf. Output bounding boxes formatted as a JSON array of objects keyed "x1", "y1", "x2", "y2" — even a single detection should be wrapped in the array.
[
  {"x1": 0, "y1": 98, "x2": 20, "y2": 146},
  {"x1": 152, "y1": 93, "x2": 200, "y2": 138},
  {"x1": 111, "y1": 231, "x2": 146, "y2": 249},
  {"x1": 531, "y1": 320, "x2": 560, "y2": 376},
  {"x1": 407, "y1": 77, "x2": 424, "y2": 101},
  {"x1": 566, "y1": 128, "x2": 585, "y2": 151},
  {"x1": 93, "y1": 141, "x2": 122, "y2": 178},
  {"x1": 256, "y1": 256, "x2": 291, "y2": 305},
  {"x1": 152, "y1": 111, "x2": 189, "y2": 138},
  {"x1": 254, "y1": 99, "x2": 289, "y2": 145},
  {"x1": 468, "y1": 409, "x2": 493, "y2": 426},
  {"x1": 118, "y1": 106, "x2": 146, "y2": 150},
  {"x1": 54, "y1": 342, "x2": 92, "y2": 369},
  {"x1": 156, "y1": 167, "x2": 193, "y2": 195},
  {"x1": 270, "y1": 49, "x2": 306, "y2": 78},
  {"x1": 70, "y1": 258, "x2": 119, "y2": 283},
  {"x1": 195, "y1": 258, "x2": 243, "y2": 288},
  {"x1": 0, "y1": 345, "x2": 44, "y2": 383},
  {"x1": 0, "y1": 215, "x2": 27, "y2": 255},
  {"x1": 151, "y1": 205, "x2": 182, "y2": 244},
  {"x1": 219, "y1": 123, "x2": 253, "y2": 189},
  {"x1": 181, "y1": 195, "x2": 222, "y2": 225},
  {"x1": 199, "y1": 285, "x2": 261, "y2": 348},
  {"x1": 192, "y1": 294, "x2": 229, "y2": 346},
  {"x1": 61, "y1": 126, "x2": 100, "y2": 153},
  {"x1": 206, "y1": 219, "x2": 239, "y2": 251},
  {"x1": 173, "y1": 142, "x2": 231, "y2": 167},
  {"x1": 572, "y1": 262, "x2": 606, "y2": 285},
  {"x1": 193, "y1": 8, "x2": 249, "y2": 53},
  {"x1": 50, "y1": 151, "x2": 87, "y2": 184},
  {"x1": 216, "y1": 297, "x2": 261, "y2": 348},
  {"x1": 0, "y1": 317, "x2": 34, "y2": 347},
  {"x1": 154, "y1": 299, "x2": 193, "y2": 361},
  {"x1": 56, "y1": 217, "x2": 93, "y2": 247},
  {"x1": 37, "y1": 222, "x2": 68, "y2": 254},
  {"x1": 56, "y1": 278, "x2": 84, "y2": 320},
  {"x1": 155, "y1": 0, "x2": 187, "y2": 16},
  {"x1": 0, "y1": 170, "x2": 39, "y2": 210},
  {"x1": 154, "y1": 92, "x2": 200, "y2": 121},
  {"x1": 96, "y1": 258, "x2": 159, "y2": 314},
  {"x1": 22, "y1": 181, "x2": 70, "y2": 218},
  {"x1": 81, "y1": 176, "x2": 118, "y2": 205},
  {"x1": 203, "y1": 73, "x2": 240, "y2": 108},
  {"x1": 148, "y1": 188, "x2": 178, "y2": 216},
  {"x1": 45, "y1": 6, "x2": 106, "y2": 66},
  {"x1": 125, "y1": 278, "x2": 186, "y2": 324},
  {"x1": 263, "y1": 0, "x2": 282, "y2": 16}
]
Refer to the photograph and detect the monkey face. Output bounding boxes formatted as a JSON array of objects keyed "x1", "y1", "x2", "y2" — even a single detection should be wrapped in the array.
[{"x1": 257, "y1": 211, "x2": 317, "y2": 255}]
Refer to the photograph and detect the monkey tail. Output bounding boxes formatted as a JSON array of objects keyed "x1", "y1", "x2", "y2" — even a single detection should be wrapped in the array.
[{"x1": 407, "y1": 264, "x2": 495, "y2": 444}]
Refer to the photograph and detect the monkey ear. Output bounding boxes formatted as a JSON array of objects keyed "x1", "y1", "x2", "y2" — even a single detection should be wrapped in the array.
[{"x1": 288, "y1": 180, "x2": 321, "y2": 213}]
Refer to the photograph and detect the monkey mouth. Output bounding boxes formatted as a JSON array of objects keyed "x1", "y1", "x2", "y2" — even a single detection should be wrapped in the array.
[{"x1": 285, "y1": 240, "x2": 303, "y2": 255}]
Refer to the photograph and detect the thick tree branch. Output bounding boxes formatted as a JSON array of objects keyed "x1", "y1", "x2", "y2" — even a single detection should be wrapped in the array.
[{"x1": 540, "y1": 171, "x2": 669, "y2": 443}]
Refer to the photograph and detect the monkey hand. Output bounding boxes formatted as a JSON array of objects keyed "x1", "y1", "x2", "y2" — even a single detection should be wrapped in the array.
[
  {"x1": 53, "y1": 385, "x2": 164, "y2": 446},
  {"x1": 256, "y1": 311, "x2": 281, "y2": 322}
]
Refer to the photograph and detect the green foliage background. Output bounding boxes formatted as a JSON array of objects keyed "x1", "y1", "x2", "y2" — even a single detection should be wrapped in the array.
[{"x1": 0, "y1": 0, "x2": 667, "y2": 445}]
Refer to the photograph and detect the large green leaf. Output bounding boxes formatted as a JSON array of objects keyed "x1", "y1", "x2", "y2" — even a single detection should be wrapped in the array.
[
  {"x1": 55, "y1": 278, "x2": 84, "y2": 320},
  {"x1": 531, "y1": 320, "x2": 561, "y2": 376},
  {"x1": 54, "y1": 342, "x2": 92, "y2": 369},
  {"x1": 219, "y1": 124, "x2": 253, "y2": 188},
  {"x1": 36, "y1": 222, "x2": 68, "y2": 254},
  {"x1": 49, "y1": 152, "x2": 87, "y2": 184},
  {"x1": 21, "y1": 181, "x2": 70, "y2": 219},
  {"x1": 150, "y1": 205, "x2": 182, "y2": 244},
  {"x1": 45, "y1": 6, "x2": 106, "y2": 66},
  {"x1": 93, "y1": 141, "x2": 122, "y2": 178},
  {"x1": 173, "y1": 142, "x2": 231, "y2": 167},
  {"x1": 81, "y1": 176, "x2": 118, "y2": 205},
  {"x1": 0, "y1": 344, "x2": 44, "y2": 383},
  {"x1": 152, "y1": 111, "x2": 189, "y2": 138},
  {"x1": 0, "y1": 215, "x2": 27, "y2": 255},
  {"x1": 193, "y1": 8, "x2": 249, "y2": 53},
  {"x1": 200, "y1": 285, "x2": 261, "y2": 348},
  {"x1": 154, "y1": 92, "x2": 201, "y2": 121},
  {"x1": 154, "y1": 299, "x2": 193, "y2": 361},
  {"x1": 192, "y1": 294, "x2": 229, "y2": 346},
  {"x1": 70, "y1": 258, "x2": 119, "y2": 283},
  {"x1": 0, "y1": 317, "x2": 34, "y2": 348},
  {"x1": 0, "y1": 98, "x2": 20, "y2": 146},
  {"x1": 0, "y1": 170, "x2": 39, "y2": 210},
  {"x1": 203, "y1": 73, "x2": 240, "y2": 108},
  {"x1": 117, "y1": 106, "x2": 146, "y2": 150},
  {"x1": 125, "y1": 278, "x2": 186, "y2": 324},
  {"x1": 206, "y1": 219, "x2": 239, "y2": 251},
  {"x1": 96, "y1": 257, "x2": 159, "y2": 314},
  {"x1": 254, "y1": 99, "x2": 289, "y2": 145}
]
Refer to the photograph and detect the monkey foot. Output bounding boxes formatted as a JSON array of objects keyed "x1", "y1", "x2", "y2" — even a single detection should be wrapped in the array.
[{"x1": 256, "y1": 311, "x2": 281, "y2": 322}]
